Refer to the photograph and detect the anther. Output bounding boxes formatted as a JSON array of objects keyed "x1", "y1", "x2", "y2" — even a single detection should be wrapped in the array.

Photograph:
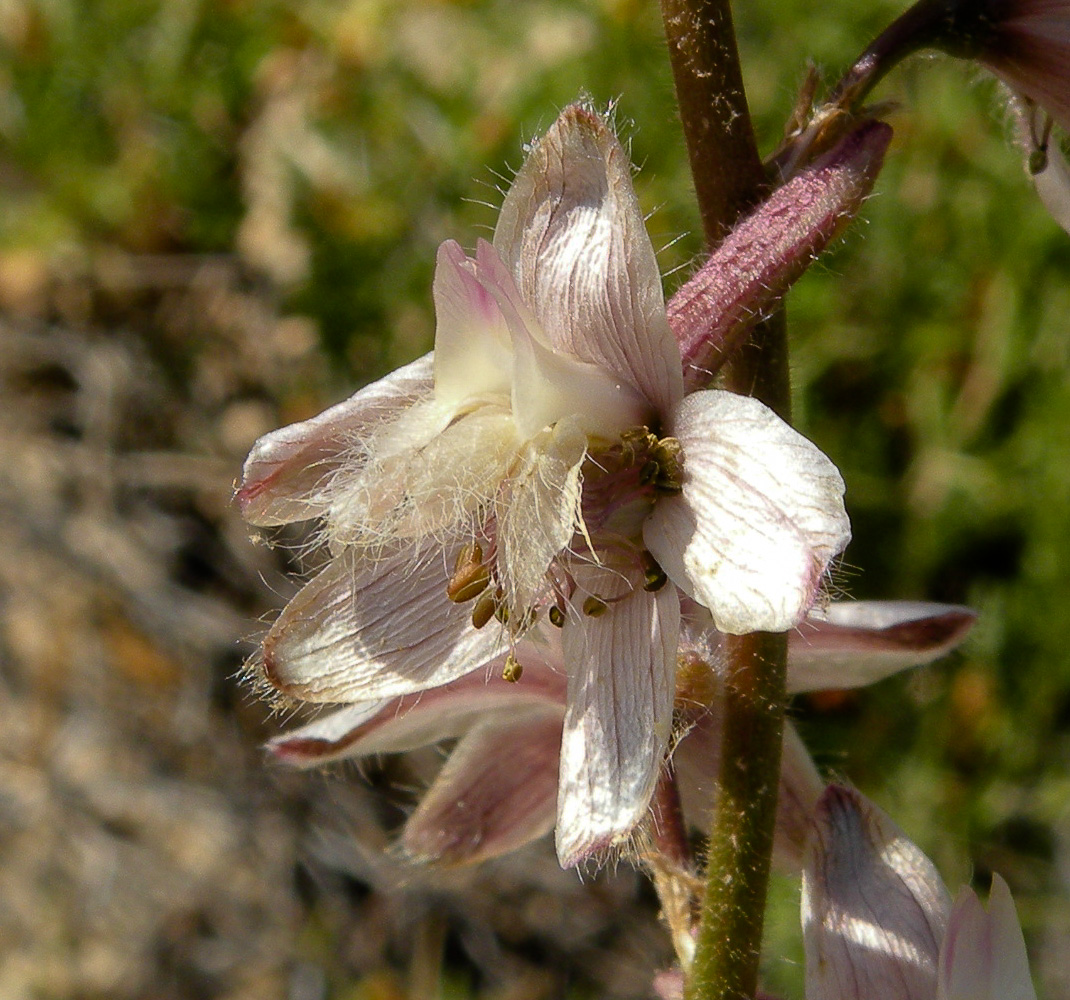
[
  {"x1": 582, "y1": 596, "x2": 608, "y2": 617},
  {"x1": 447, "y1": 543, "x2": 490, "y2": 603},
  {"x1": 502, "y1": 653, "x2": 523, "y2": 683},
  {"x1": 548, "y1": 605, "x2": 565, "y2": 628},
  {"x1": 641, "y1": 551, "x2": 668, "y2": 592},
  {"x1": 471, "y1": 593, "x2": 496, "y2": 630}
]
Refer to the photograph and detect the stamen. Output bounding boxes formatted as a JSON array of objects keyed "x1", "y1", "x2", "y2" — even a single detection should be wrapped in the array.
[
  {"x1": 447, "y1": 543, "x2": 491, "y2": 603},
  {"x1": 502, "y1": 653, "x2": 523, "y2": 683},
  {"x1": 471, "y1": 593, "x2": 496, "y2": 630},
  {"x1": 583, "y1": 596, "x2": 608, "y2": 617},
  {"x1": 548, "y1": 605, "x2": 566, "y2": 628},
  {"x1": 652, "y1": 437, "x2": 684, "y2": 494},
  {"x1": 641, "y1": 550, "x2": 669, "y2": 592}
]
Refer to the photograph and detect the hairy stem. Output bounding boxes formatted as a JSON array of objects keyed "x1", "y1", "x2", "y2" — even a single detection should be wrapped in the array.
[
  {"x1": 661, "y1": 0, "x2": 765, "y2": 244},
  {"x1": 661, "y1": 2, "x2": 790, "y2": 998}
]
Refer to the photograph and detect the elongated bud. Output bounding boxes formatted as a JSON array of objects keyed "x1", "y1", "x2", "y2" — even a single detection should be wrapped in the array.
[{"x1": 668, "y1": 120, "x2": 892, "y2": 391}]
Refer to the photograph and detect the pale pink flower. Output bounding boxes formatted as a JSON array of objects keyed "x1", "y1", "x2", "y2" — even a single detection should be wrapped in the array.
[
  {"x1": 268, "y1": 602, "x2": 975, "y2": 868},
  {"x1": 239, "y1": 104, "x2": 859, "y2": 866},
  {"x1": 803, "y1": 784, "x2": 1037, "y2": 1000}
]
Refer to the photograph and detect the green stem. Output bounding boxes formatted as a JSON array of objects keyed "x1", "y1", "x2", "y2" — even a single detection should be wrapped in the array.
[
  {"x1": 687, "y1": 633, "x2": 787, "y2": 1000},
  {"x1": 660, "y1": 3, "x2": 791, "y2": 999}
]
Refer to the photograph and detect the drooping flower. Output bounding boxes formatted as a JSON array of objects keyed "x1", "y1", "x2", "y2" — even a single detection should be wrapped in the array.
[
  {"x1": 268, "y1": 602, "x2": 975, "y2": 868},
  {"x1": 803, "y1": 784, "x2": 1038, "y2": 1000},
  {"x1": 239, "y1": 103, "x2": 855, "y2": 866}
]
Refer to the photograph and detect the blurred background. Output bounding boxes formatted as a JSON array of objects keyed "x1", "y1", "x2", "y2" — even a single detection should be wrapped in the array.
[{"x1": 1, "y1": 0, "x2": 1068, "y2": 997}]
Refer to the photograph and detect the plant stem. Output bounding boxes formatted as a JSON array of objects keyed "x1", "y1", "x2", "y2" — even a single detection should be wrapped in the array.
[
  {"x1": 660, "y1": 0, "x2": 765, "y2": 244},
  {"x1": 661, "y1": 3, "x2": 791, "y2": 998},
  {"x1": 687, "y1": 632, "x2": 787, "y2": 1000}
]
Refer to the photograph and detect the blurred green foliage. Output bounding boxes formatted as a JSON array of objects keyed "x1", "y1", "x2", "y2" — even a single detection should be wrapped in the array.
[{"x1": 2, "y1": 0, "x2": 1067, "y2": 994}]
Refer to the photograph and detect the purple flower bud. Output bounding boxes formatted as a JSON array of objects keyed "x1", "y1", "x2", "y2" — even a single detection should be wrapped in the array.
[{"x1": 667, "y1": 121, "x2": 892, "y2": 390}]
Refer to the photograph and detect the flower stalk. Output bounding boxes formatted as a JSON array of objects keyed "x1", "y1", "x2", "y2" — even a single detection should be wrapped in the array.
[{"x1": 661, "y1": 2, "x2": 792, "y2": 998}]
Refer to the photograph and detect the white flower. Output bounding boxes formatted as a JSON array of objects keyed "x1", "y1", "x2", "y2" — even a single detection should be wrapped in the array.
[{"x1": 239, "y1": 103, "x2": 850, "y2": 866}]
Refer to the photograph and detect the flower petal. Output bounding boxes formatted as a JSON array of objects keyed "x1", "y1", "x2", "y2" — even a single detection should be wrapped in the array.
[
  {"x1": 555, "y1": 584, "x2": 679, "y2": 868},
  {"x1": 402, "y1": 710, "x2": 562, "y2": 865},
  {"x1": 268, "y1": 645, "x2": 568, "y2": 765},
  {"x1": 326, "y1": 404, "x2": 517, "y2": 544},
  {"x1": 787, "y1": 601, "x2": 976, "y2": 694},
  {"x1": 237, "y1": 353, "x2": 434, "y2": 526},
  {"x1": 645, "y1": 390, "x2": 849, "y2": 634},
  {"x1": 803, "y1": 785, "x2": 951, "y2": 1000},
  {"x1": 497, "y1": 417, "x2": 586, "y2": 614},
  {"x1": 937, "y1": 875, "x2": 1037, "y2": 1000},
  {"x1": 260, "y1": 543, "x2": 505, "y2": 702},
  {"x1": 493, "y1": 104, "x2": 683, "y2": 416},
  {"x1": 474, "y1": 239, "x2": 648, "y2": 438},
  {"x1": 431, "y1": 239, "x2": 513, "y2": 407}
]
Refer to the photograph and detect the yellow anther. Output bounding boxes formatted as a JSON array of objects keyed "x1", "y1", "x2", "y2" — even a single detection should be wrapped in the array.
[
  {"x1": 582, "y1": 596, "x2": 608, "y2": 617},
  {"x1": 447, "y1": 544, "x2": 490, "y2": 603},
  {"x1": 502, "y1": 653, "x2": 523, "y2": 683},
  {"x1": 471, "y1": 593, "x2": 496, "y2": 630}
]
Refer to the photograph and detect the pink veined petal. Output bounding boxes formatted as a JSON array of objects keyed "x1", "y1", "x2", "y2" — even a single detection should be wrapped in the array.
[
  {"x1": 937, "y1": 875, "x2": 1037, "y2": 1000},
  {"x1": 237, "y1": 353, "x2": 434, "y2": 526},
  {"x1": 431, "y1": 240, "x2": 514, "y2": 407},
  {"x1": 402, "y1": 709, "x2": 563, "y2": 865},
  {"x1": 555, "y1": 584, "x2": 680, "y2": 868},
  {"x1": 268, "y1": 646, "x2": 568, "y2": 766},
  {"x1": 496, "y1": 418, "x2": 586, "y2": 614},
  {"x1": 474, "y1": 239, "x2": 648, "y2": 438},
  {"x1": 260, "y1": 542, "x2": 505, "y2": 703},
  {"x1": 803, "y1": 785, "x2": 951, "y2": 1000},
  {"x1": 787, "y1": 601, "x2": 977, "y2": 694},
  {"x1": 644, "y1": 390, "x2": 849, "y2": 635},
  {"x1": 492, "y1": 104, "x2": 683, "y2": 416}
]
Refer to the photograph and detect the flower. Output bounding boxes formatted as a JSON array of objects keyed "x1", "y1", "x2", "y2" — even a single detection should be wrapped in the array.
[
  {"x1": 267, "y1": 602, "x2": 975, "y2": 868},
  {"x1": 239, "y1": 103, "x2": 852, "y2": 866},
  {"x1": 802, "y1": 784, "x2": 1037, "y2": 1000}
]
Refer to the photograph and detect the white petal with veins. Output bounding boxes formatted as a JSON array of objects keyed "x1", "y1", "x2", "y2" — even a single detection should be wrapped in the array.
[
  {"x1": 645, "y1": 390, "x2": 849, "y2": 634},
  {"x1": 261, "y1": 543, "x2": 505, "y2": 702},
  {"x1": 555, "y1": 583, "x2": 679, "y2": 867}
]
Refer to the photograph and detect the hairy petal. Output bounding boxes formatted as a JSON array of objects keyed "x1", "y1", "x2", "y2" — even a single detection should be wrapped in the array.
[
  {"x1": 493, "y1": 104, "x2": 683, "y2": 416},
  {"x1": 937, "y1": 875, "x2": 1037, "y2": 1000},
  {"x1": 645, "y1": 390, "x2": 849, "y2": 634},
  {"x1": 403, "y1": 710, "x2": 562, "y2": 865},
  {"x1": 556, "y1": 584, "x2": 680, "y2": 867},
  {"x1": 803, "y1": 785, "x2": 951, "y2": 1000},
  {"x1": 326, "y1": 404, "x2": 517, "y2": 545},
  {"x1": 260, "y1": 543, "x2": 505, "y2": 702},
  {"x1": 787, "y1": 601, "x2": 977, "y2": 694},
  {"x1": 267, "y1": 647, "x2": 568, "y2": 765},
  {"x1": 497, "y1": 418, "x2": 587, "y2": 613},
  {"x1": 237, "y1": 353, "x2": 434, "y2": 525}
]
